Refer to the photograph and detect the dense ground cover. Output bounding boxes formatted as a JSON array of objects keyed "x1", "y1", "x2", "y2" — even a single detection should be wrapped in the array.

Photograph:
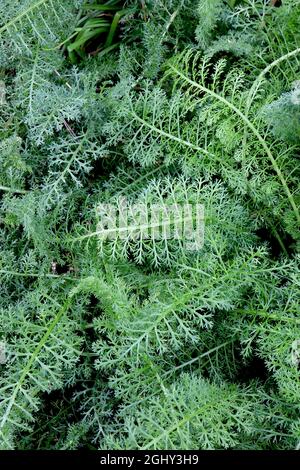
[{"x1": 0, "y1": 0, "x2": 299, "y2": 450}]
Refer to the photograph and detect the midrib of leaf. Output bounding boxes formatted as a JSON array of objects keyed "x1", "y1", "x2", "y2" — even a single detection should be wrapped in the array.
[
  {"x1": 247, "y1": 46, "x2": 300, "y2": 110},
  {"x1": 169, "y1": 64, "x2": 300, "y2": 227},
  {"x1": 0, "y1": 0, "x2": 49, "y2": 35},
  {"x1": 0, "y1": 296, "x2": 73, "y2": 444},
  {"x1": 117, "y1": 163, "x2": 169, "y2": 196},
  {"x1": 0, "y1": 268, "x2": 77, "y2": 281},
  {"x1": 120, "y1": 250, "x2": 273, "y2": 358},
  {"x1": 130, "y1": 110, "x2": 217, "y2": 160},
  {"x1": 234, "y1": 308, "x2": 300, "y2": 325},
  {"x1": 75, "y1": 211, "x2": 203, "y2": 242},
  {"x1": 242, "y1": 46, "x2": 300, "y2": 163},
  {"x1": 163, "y1": 338, "x2": 236, "y2": 376},
  {"x1": 0, "y1": 185, "x2": 27, "y2": 194}
]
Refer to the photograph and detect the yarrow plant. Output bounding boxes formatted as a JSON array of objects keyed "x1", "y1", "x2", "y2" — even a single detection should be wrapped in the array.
[{"x1": 0, "y1": 0, "x2": 300, "y2": 450}]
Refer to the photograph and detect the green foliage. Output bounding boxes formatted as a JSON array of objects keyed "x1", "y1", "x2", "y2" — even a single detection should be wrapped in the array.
[
  {"x1": 66, "y1": 1, "x2": 136, "y2": 64},
  {"x1": 0, "y1": 0, "x2": 300, "y2": 451}
]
